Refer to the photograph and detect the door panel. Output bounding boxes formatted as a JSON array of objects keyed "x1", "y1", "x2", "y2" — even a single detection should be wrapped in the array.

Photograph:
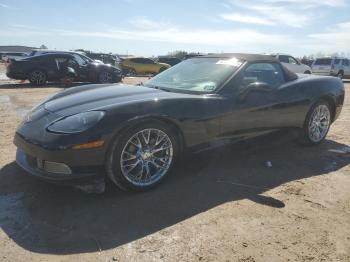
[{"x1": 219, "y1": 62, "x2": 305, "y2": 139}]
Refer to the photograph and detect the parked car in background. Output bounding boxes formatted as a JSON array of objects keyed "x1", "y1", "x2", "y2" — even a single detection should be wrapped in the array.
[
  {"x1": 29, "y1": 50, "x2": 104, "y2": 64},
  {"x1": 6, "y1": 53, "x2": 122, "y2": 86},
  {"x1": 156, "y1": 56, "x2": 182, "y2": 66},
  {"x1": 1, "y1": 52, "x2": 28, "y2": 62},
  {"x1": 119, "y1": 57, "x2": 170, "y2": 76},
  {"x1": 311, "y1": 57, "x2": 350, "y2": 79},
  {"x1": 271, "y1": 54, "x2": 311, "y2": 74},
  {"x1": 14, "y1": 53, "x2": 344, "y2": 192},
  {"x1": 84, "y1": 52, "x2": 119, "y2": 66}
]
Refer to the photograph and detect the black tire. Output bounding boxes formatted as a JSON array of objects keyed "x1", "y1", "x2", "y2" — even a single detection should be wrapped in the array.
[
  {"x1": 106, "y1": 120, "x2": 179, "y2": 191},
  {"x1": 98, "y1": 71, "x2": 113, "y2": 83},
  {"x1": 337, "y1": 71, "x2": 344, "y2": 79},
  {"x1": 299, "y1": 100, "x2": 332, "y2": 145},
  {"x1": 29, "y1": 70, "x2": 47, "y2": 86},
  {"x1": 304, "y1": 71, "x2": 311, "y2": 74}
]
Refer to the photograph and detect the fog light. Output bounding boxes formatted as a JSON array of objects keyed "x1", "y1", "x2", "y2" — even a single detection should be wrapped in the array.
[{"x1": 37, "y1": 159, "x2": 72, "y2": 175}]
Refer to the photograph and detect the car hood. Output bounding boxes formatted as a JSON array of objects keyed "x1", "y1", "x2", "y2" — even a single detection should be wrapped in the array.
[{"x1": 44, "y1": 84, "x2": 199, "y2": 116}]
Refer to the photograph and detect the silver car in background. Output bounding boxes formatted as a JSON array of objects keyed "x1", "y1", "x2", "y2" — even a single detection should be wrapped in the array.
[
  {"x1": 312, "y1": 57, "x2": 350, "y2": 79},
  {"x1": 272, "y1": 54, "x2": 312, "y2": 74}
]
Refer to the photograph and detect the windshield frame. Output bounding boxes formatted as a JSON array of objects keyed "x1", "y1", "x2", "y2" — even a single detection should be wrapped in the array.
[{"x1": 145, "y1": 57, "x2": 244, "y2": 95}]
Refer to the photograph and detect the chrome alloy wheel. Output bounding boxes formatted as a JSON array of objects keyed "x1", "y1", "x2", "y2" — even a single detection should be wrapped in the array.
[
  {"x1": 30, "y1": 71, "x2": 46, "y2": 85},
  {"x1": 99, "y1": 72, "x2": 113, "y2": 83},
  {"x1": 120, "y1": 128, "x2": 174, "y2": 186},
  {"x1": 308, "y1": 104, "x2": 331, "y2": 143}
]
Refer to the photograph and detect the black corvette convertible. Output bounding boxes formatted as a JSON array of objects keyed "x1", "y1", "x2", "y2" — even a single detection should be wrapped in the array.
[{"x1": 14, "y1": 53, "x2": 344, "y2": 191}]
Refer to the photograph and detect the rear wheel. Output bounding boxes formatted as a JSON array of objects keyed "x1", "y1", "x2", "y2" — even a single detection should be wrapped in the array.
[
  {"x1": 300, "y1": 100, "x2": 331, "y2": 145},
  {"x1": 106, "y1": 121, "x2": 179, "y2": 191},
  {"x1": 304, "y1": 70, "x2": 311, "y2": 74},
  {"x1": 29, "y1": 70, "x2": 47, "y2": 86}
]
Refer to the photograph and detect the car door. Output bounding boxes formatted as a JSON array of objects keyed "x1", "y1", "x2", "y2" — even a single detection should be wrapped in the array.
[
  {"x1": 43, "y1": 55, "x2": 61, "y2": 80},
  {"x1": 53, "y1": 55, "x2": 70, "y2": 79},
  {"x1": 287, "y1": 56, "x2": 302, "y2": 73},
  {"x1": 130, "y1": 58, "x2": 143, "y2": 74},
  {"x1": 141, "y1": 58, "x2": 157, "y2": 74},
  {"x1": 72, "y1": 54, "x2": 90, "y2": 80},
  {"x1": 220, "y1": 62, "x2": 303, "y2": 139}
]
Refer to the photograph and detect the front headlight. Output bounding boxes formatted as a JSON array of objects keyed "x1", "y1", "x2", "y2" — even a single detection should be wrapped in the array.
[{"x1": 47, "y1": 111, "x2": 105, "y2": 134}]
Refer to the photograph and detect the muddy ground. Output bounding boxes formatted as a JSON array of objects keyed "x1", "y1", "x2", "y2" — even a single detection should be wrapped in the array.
[{"x1": 0, "y1": 62, "x2": 349, "y2": 262}]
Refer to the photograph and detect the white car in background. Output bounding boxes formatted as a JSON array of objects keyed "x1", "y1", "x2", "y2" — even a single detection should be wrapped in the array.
[
  {"x1": 311, "y1": 57, "x2": 350, "y2": 79},
  {"x1": 272, "y1": 54, "x2": 312, "y2": 74}
]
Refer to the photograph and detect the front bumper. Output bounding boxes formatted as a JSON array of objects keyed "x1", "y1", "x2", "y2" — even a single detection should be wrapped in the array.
[{"x1": 14, "y1": 133, "x2": 106, "y2": 192}]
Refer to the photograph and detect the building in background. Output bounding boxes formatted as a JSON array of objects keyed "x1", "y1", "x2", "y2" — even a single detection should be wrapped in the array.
[{"x1": 0, "y1": 45, "x2": 38, "y2": 53}]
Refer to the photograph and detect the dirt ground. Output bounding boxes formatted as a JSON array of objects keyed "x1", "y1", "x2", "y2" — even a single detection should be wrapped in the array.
[{"x1": 0, "y1": 62, "x2": 349, "y2": 262}]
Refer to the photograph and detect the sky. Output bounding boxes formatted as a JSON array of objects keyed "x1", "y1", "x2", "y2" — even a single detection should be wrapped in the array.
[{"x1": 0, "y1": 0, "x2": 350, "y2": 57}]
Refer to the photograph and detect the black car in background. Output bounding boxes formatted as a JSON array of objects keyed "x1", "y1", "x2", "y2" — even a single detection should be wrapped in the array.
[
  {"x1": 156, "y1": 56, "x2": 182, "y2": 66},
  {"x1": 6, "y1": 53, "x2": 122, "y2": 86}
]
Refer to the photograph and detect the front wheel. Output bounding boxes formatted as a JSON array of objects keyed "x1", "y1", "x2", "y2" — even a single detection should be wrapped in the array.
[
  {"x1": 300, "y1": 100, "x2": 331, "y2": 145},
  {"x1": 99, "y1": 71, "x2": 113, "y2": 83},
  {"x1": 29, "y1": 70, "x2": 47, "y2": 86},
  {"x1": 106, "y1": 121, "x2": 179, "y2": 191}
]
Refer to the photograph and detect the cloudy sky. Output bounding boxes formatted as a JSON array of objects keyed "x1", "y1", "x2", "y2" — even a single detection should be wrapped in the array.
[{"x1": 0, "y1": 0, "x2": 349, "y2": 56}]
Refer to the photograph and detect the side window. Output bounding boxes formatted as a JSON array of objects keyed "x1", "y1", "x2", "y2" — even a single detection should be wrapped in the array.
[
  {"x1": 67, "y1": 56, "x2": 79, "y2": 67},
  {"x1": 73, "y1": 54, "x2": 87, "y2": 65},
  {"x1": 334, "y1": 59, "x2": 340, "y2": 65},
  {"x1": 54, "y1": 57, "x2": 68, "y2": 70},
  {"x1": 130, "y1": 58, "x2": 142, "y2": 63},
  {"x1": 288, "y1": 56, "x2": 299, "y2": 65},
  {"x1": 343, "y1": 59, "x2": 349, "y2": 66},
  {"x1": 278, "y1": 55, "x2": 289, "y2": 63},
  {"x1": 142, "y1": 58, "x2": 154, "y2": 64},
  {"x1": 241, "y1": 63, "x2": 285, "y2": 89}
]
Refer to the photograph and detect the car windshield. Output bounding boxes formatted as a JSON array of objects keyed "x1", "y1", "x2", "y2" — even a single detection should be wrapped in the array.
[
  {"x1": 314, "y1": 58, "x2": 332, "y2": 65},
  {"x1": 145, "y1": 57, "x2": 243, "y2": 93}
]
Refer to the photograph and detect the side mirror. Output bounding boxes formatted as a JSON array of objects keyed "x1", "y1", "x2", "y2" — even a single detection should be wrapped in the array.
[{"x1": 246, "y1": 82, "x2": 272, "y2": 92}]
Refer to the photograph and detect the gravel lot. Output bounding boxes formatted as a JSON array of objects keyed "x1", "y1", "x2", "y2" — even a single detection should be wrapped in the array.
[{"x1": 0, "y1": 63, "x2": 349, "y2": 262}]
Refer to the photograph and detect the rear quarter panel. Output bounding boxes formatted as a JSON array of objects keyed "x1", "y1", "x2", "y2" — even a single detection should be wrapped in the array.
[{"x1": 294, "y1": 75, "x2": 344, "y2": 122}]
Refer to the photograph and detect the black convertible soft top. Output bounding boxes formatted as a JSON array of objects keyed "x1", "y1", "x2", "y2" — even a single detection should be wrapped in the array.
[{"x1": 201, "y1": 53, "x2": 298, "y2": 81}]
